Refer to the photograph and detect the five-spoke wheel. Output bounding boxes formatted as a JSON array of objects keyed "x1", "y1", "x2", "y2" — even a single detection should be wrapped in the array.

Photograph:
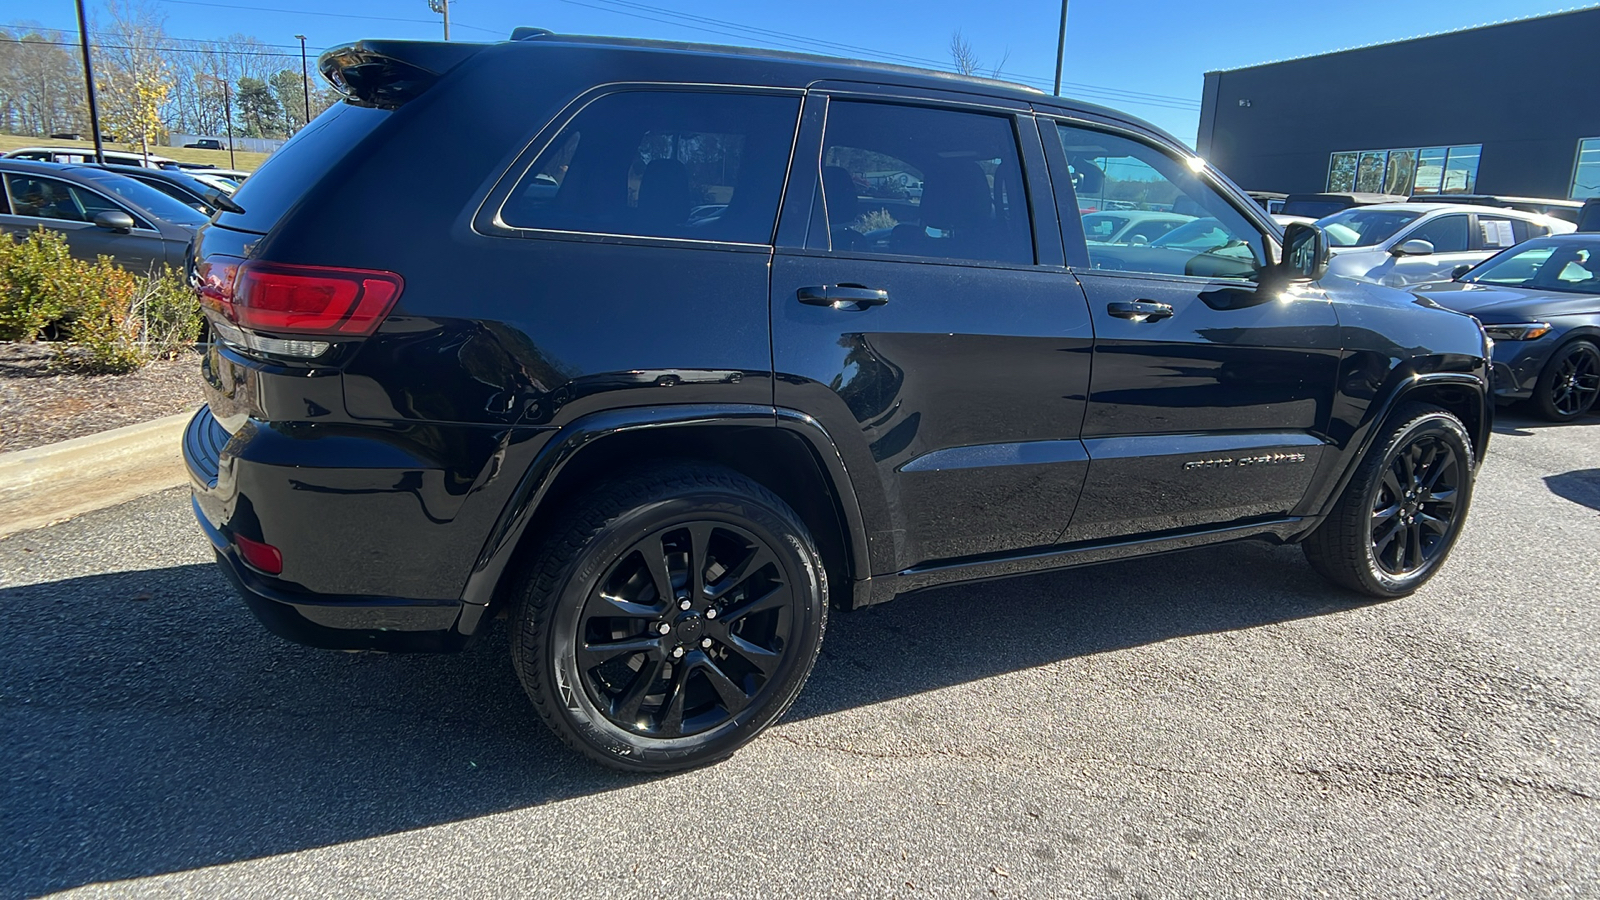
[{"x1": 1534, "y1": 340, "x2": 1600, "y2": 422}]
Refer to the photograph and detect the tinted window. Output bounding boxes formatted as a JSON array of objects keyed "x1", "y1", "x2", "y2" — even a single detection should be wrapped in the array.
[
  {"x1": 1058, "y1": 123, "x2": 1264, "y2": 280},
  {"x1": 814, "y1": 102, "x2": 1032, "y2": 265},
  {"x1": 1318, "y1": 209, "x2": 1422, "y2": 247},
  {"x1": 76, "y1": 170, "x2": 207, "y2": 225},
  {"x1": 3, "y1": 173, "x2": 151, "y2": 229},
  {"x1": 502, "y1": 91, "x2": 799, "y2": 244},
  {"x1": 1405, "y1": 214, "x2": 1469, "y2": 253},
  {"x1": 223, "y1": 102, "x2": 391, "y2": 234}
]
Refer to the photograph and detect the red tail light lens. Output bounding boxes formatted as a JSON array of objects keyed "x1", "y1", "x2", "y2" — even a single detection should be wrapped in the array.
[{"x1": 197, "y1": 256, "x2": 403, "y2": 337}]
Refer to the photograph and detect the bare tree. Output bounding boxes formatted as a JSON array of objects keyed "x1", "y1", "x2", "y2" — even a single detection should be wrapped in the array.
[
  {"x1": 0, "y1": 26, "x2": 85, "y2": 136},
  {"x1": 948, "y1": 29, "x2": 980, "y2": 76},
  {"x1": 94, "y1": 0, "x2": 174, "y2": 159}
]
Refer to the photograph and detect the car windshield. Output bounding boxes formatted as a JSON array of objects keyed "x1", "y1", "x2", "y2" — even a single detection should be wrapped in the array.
[
  {"x1": 1317, "y1": 208, "x2": 1423, "y2": 247},
  {"x1": 76, "y1": 169, "x2": 208, "y2": 225},
  {"x1": 1463, "y1": 239, "x2": 1600, "y2": 294}
]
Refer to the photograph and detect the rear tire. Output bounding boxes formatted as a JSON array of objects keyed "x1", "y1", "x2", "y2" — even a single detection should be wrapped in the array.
[
  {"x1": 1532, "y1": 339, "x2": 1600, "y2": 422},
  {"x1": 1303, "y1": 403, "x2": 1474, "y2": 598},
  {"x1": 509, "y1": 463, "x2": 827, "y2": 772}
]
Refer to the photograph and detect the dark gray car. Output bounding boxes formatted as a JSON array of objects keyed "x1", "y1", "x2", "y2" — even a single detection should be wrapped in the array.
[
  {"x1": 0, "y1": 159, "x2": 207, "y2": 273},
  {"x1": 1414, "y1": 234, "x2": 1600, "y2": 420}
]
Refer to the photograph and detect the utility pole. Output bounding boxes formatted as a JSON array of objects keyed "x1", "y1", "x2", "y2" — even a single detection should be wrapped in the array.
[
  {"x1": 428, "y1": 0, "x2": 450, "y2": 40},
  {"x1": 1053, "y1": 0, "x2": 1070, "y2": 97},
  {"x1": 74, "y1": 0, "x2": 105, "y2": 164},
  {"x1": 223, "y1": 80, "x2": 236, "y2": 169},
  {"x1": 295, "y1": 34, "x2": 311, "y2": 131}
]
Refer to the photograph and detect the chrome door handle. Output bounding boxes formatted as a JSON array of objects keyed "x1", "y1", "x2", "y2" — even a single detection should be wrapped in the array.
[
  {"x1": 797, "y1": 284, "x2": 889, "y2": 310},
  {"x1": 1107, "y1": 300, "x2": 1174, "y2": 321}
]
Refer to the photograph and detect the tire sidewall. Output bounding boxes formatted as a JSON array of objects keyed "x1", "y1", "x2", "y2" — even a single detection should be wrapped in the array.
[
  {"x1": 1358, "y1": 411, "x2": 1475, "y2": 594},
  {"x1": 541, "y1": 491, "x2": 826, "y2": 769},
  {"x1": 1536, "y1": 339, "x2": 1600, "y2": 421}
]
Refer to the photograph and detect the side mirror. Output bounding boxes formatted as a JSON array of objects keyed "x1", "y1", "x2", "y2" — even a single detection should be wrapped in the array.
[
  {"x1": 1391, "y1": 238, "x2": 1434, "y2": 257},
  {"x1": 93, "y1": 210, "x2": 135, "y2": 233},
  {"x1": 1278, "y1": 222, "x2": 1329, "y2": 282},
  {"x1": 1451, "y1": 263, "x2": 1473, "y2": 280}
]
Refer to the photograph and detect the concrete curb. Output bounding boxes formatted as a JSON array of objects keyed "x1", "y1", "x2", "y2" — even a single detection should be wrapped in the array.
[{"x1": 0, "y1": 410, "x2": 194, "y2": 539}]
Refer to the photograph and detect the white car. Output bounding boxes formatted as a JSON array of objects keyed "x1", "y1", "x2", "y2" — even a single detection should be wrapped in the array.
[
  {"x1": 3, "y1": 146, "x2": 175, "y2": 169},
  {"x1": 1317, "y1": 203, "x2": 1575, "y2": 288},
  {"x1": 1080, "y1": 210, "x2": 1193, "y2": 245}
]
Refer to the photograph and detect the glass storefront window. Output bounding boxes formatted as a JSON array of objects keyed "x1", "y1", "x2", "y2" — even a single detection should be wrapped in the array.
[
  {"x1": 1354, "y1": 151, "x2": 1387, "y2": 192},
  {"x1": 1571, "y1": 138, "x2": 1600, "y2": 200},
  {"x1": 1384, "y1": 150, "x2": 1417, "y2": 196},
  {"x1": 1442, "y1": 145, "x2": 1481, "y2": 193},
  {"x1": 1412, "y1": 148, "x2": 1447, "y2": 194},
  {"x1": 1327, "y1": 152, "x2": 1358, "y2": 191}
]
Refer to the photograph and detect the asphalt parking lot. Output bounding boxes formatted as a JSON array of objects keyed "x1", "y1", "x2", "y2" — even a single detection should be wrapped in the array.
[{"x1": 2, "y1": 410, "x2": 1597, "y2": 899}]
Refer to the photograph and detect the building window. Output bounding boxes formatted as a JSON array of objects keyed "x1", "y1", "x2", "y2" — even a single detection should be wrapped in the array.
[
  {"x1": 1328, "y1": 144, "x2": 1480, "y2": 196},
  {"x1": 1572, "y1": 138, "x2": 1600, "y2": 200}
]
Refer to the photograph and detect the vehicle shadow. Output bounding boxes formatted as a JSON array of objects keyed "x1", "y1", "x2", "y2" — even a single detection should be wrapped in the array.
[
  {"x1": 1545, "y1": 469, "x2": 1600, "y2": 512},
  {"x1": 1, "y1": 541, "x2": 1361, "y2": 896}
]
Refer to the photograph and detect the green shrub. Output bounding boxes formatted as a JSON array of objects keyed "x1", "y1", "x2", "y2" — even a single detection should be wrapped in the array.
[
  {"x1": 54, "y1": 259, "x2": 144, "y2": 374},
  {"x1": 131, "y1": 265, "x2": 203, "y2": 360},
  {"x1": 0, "y1": 228, "x2": 78, "y2": 341}
]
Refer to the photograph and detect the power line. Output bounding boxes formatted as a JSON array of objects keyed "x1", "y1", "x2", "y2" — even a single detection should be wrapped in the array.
[
  {"x1": 2, "y1": 22, "x2": 308, "y2": 51},
  {"x1": 1, "y1": 35, "x2": 305, "y2": 59},
  {"x1": 147, "y1": 0, "x2": 504, "y2": 36}
]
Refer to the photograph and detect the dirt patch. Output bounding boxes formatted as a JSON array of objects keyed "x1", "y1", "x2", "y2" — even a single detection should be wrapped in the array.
[{"x1": 0, "y1": 343, "x2": 204, "y2": 453}]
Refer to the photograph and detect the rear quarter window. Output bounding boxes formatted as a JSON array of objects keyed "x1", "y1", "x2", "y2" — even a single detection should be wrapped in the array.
[{"x1": 217, "y1": 103, "x2": 391, "y2": 234}]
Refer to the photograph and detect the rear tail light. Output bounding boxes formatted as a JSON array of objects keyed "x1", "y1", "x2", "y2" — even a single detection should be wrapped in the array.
[{"x1": 197, "y1": 256, "x2": 403, "y2": 357}]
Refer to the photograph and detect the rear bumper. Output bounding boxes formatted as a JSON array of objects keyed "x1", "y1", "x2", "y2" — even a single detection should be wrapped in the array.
[{"x1": 183, "y1": 405, "x2": 518, "y2": 652}]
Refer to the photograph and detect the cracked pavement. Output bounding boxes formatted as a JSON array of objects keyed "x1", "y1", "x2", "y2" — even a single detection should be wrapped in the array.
[{"x1": 2, "y1": 410, "x2": 1597, "y2": 898}]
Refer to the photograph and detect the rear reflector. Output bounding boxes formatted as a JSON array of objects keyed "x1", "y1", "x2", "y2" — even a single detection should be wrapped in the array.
[
  {"x1": 234, "y1": 533, "x2": 284, "y2": 575},
  {"x1": 198, "y1": 256, "x2": 403, "y2": 339}
]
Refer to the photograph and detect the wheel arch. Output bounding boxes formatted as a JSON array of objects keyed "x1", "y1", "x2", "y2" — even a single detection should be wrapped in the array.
[{"x1": 457, "y1": 405, "x2": 875, "y2": 633}]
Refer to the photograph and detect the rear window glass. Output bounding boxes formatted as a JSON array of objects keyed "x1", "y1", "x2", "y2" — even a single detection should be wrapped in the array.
[
  {"x1": 76, "y1": 169, "x2": 208, "y2": 225},
  {"x1": 219, "y1": 102, "x2": 391, "y2": 233},
  {"x1": 500, "y1": 91, "x2": 800, "y2": 244}
]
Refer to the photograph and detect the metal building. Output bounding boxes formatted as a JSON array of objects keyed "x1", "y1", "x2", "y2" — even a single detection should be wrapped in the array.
[{"x1": 1196, "y1": 7, "x2": 1600, "y2": 200}]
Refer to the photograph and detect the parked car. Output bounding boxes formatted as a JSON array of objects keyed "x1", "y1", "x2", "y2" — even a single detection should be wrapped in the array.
[
  {"x1": 1246, "y1": 190, "x2": 1287, "y2": 215},
  {"x1": 3, "y1": 146, "x2": 176, "y2": 169},
  {"x1": 184, "y1": 32, "x2": 1491, "y2": 772},
  {"x1": 1279, "y1": 192, "x2": 1406, "y2": 219},
  {"x1": 1578, "y1": 198, "x2": 1600, "y2": 233},
  {"x1": 1413, "y1": 234, "x2": 1600, "y2": 420},
  {"x1": 1273, "y1": 213, "x2": 1317, "y2": 229},
  {"x1": 184, "y1": 139, "x2": 225, "y2": 150},
  {"x1": 0, "y1": 159, "x2": 206, "y2": 271},
  {"x1": 1080, "y1": 210, "x2": 1193, "y2": 244},
  {"x1": 1407, "y1": 194, "x2": 1584, "y2": 224},
  {"x1": 96, "y1": 163, "x2": 232, "y2": 215},
  {"x1": 1318, "y1": 203, "x2": 1573, "y2": 287}
]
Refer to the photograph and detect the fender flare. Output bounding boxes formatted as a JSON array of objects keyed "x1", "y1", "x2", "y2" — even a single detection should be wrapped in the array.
[{"x1": 456, "y1": 403, "x2": 874, "y2": 612}]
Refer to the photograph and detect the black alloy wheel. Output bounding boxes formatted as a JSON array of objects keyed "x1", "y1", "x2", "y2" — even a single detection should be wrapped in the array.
[
  {"x1": 510, "y1": 464, "x2": 826, "y2": 772},
  {"x1": 577, "y1": 521, "x2": 794, "y2": 739},
  {"x1": 1368, "y1": 434, "x2": 1462, "y2": 577},
  {"x1": 1535, "y1": 340, "x2": 1600, "y2": 421},
  {"x1": 1302, "y1": 403, "x2": 1475, "y2": 598}
]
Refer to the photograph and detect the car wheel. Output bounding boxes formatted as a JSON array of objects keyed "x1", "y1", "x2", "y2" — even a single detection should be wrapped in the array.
[
  {"x1": 1302, "y1": 403, "x2": 1474, "y2": 598},
  {"x1": 1532, "y1": 339, "x2": 1600, "y2": 422},
  {"x1": 509, "y1": 463, "x2": 827, "y2": 772}
]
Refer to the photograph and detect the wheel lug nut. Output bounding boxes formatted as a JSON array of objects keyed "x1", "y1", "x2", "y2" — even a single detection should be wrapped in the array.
[
  {"x1": 701, "y1": 638, "x2": 713, "y2": 648},
  {"x1": 671, "y1": 647, "x2": 684, "y2": 658},
  {"x1": 705, "y1": 608, "x2": 717, "y2": 619},
  {"x1": 658, "y1": 623, "x2": 671, "y2": 635},
  {"x1": 679, "y1": 599, "x2": 691, "y2": 610}
]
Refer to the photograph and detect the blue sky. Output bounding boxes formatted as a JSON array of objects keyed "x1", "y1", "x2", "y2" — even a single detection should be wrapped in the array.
[{"x1": 19, "y1": 0, "x2": 1596, "y2": 145}]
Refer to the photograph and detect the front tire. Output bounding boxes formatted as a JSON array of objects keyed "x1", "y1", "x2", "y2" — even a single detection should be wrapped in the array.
[
  {"x1": 1303, "y1": 403, "x2": 1475, "y2": 598},
  {"x1": 1532, "y1": 339, "x2": 1600, "y2": 422},
  {"x1": 510, "y1": 464, "x2": 827, "y2": 772}
]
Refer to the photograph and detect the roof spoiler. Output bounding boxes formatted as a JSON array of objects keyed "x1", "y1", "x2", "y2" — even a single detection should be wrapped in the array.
[{"x1": 318, "y1": 41, "x2": 486, "y2": 109}]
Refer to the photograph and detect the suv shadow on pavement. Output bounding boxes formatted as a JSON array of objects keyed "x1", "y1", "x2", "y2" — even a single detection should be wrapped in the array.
[{"x1": 2, "y1": 541, "x2": 1364, "y2": 896}]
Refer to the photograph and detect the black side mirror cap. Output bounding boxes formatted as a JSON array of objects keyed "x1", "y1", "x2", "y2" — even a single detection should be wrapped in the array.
[
  {"x1": 1278, "y1": 222, "x2": 1329, "y2": 282},
  {"x1": 1452, "y1": 263, "x2": 1473, "y2": 280},
  {"x1": 92, "y1": 210, "x2": 135, "y2": 233}
]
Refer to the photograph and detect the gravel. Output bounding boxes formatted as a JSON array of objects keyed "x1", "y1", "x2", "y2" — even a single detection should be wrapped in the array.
[
  {"x1": 0, "y1": 342, "x2": 204, "y2": 452},
  {"x1": 1, "y1": 410, "x2": 1596, "y2": 899}
]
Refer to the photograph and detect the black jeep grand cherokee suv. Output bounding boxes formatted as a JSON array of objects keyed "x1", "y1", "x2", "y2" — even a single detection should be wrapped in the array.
[{"x1": 185, "y1": 32, "x2": 1491, "y2": 771}]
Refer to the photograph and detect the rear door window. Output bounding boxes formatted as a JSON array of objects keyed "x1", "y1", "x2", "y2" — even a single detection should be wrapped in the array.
[{"x1": 501, "y1": 91, "x2": 800, "y2": 244}]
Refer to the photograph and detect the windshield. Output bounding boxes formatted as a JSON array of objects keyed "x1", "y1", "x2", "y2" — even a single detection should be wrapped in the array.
[
  {"x1": 1464, "y1": 239, "x2": 1600, "y2": 294},
  {"x1": 76, "y1": 169, "x2": 208, "y2": 225},
  {"x1": 1317, "y1": 208, "x2": 1423, "y2": 247}
]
